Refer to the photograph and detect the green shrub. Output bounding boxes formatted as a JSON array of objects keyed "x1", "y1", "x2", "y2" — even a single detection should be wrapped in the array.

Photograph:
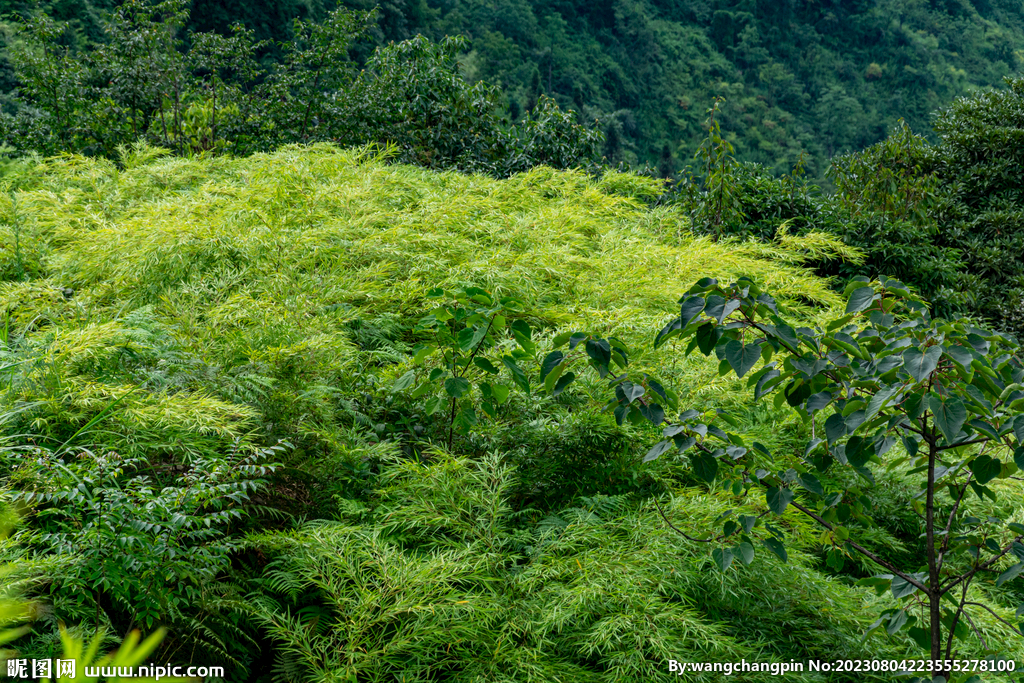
[{"x1": 3, "y1": 441, "x2": 282, "y2": 668}]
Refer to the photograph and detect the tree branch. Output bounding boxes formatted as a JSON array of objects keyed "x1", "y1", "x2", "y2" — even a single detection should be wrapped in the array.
[
  {"x1": 945, "y1": 580, "x2": 969, "y2": 660},
  {"x1": 961, "y1": 609, "x2": 988, "y2": 651},
  {"x1": 964, "y1": 602, "x2": 1019, "y2": 632},
  {"x1": 937, "y1": 471, "x2": 973, "y2": 574},
  {"x1": 936, "y1": 438, "x2": 990, "y2": 452},
  {"x1": 652, "y1": 494, "x2": 767, "y2": 544},
  {"x1": 789, "y1": 500, "x2": 929, "y2": 592},
  {"x1": 941, "y1": 535, "x2": 1024, "y2": 595},
  {"x1": 652, "y1": 495, "x2": 714, "y2": 543}
]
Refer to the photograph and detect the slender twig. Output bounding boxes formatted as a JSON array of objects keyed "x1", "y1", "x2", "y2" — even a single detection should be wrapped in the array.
[
  {"x1": 941, "y1": 535, "x2": 1023, "y2": 595},
  {"x1": 944, "y1": 580, "x2": 969, "y2": 660},
  {"x1": 652, "y1": 494, "x2": 767, "y2": 544},
  {"x1": 962, "y1": 610, "x2": 988, "y2": 651},
  {"x1": 937, "y1": 470, "x2": 974, "y2": 574},
  {"x1": 652, "y1": 495, "x2": 713, "y2": 543},
  {"x1": 964, "y1": 602, "x2": 1019, "y2": 632},
  {"x1": 936, "y1": 438, "x2": 990, "y2": 452},
  {"x1": 789, "y1": 500, "x2": 929, "y2": 592}
]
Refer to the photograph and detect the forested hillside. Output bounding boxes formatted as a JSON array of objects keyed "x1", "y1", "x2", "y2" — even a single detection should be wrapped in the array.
[
  {"x1": 351, "y1": 0, "x2": 1024, "y2": 177},
  {"x1": 2, "y1": 0, "x2": 1024, "y2": 177},
  {"x1": 0, "y1": 0, "x2": 1023, "y2": 681}
]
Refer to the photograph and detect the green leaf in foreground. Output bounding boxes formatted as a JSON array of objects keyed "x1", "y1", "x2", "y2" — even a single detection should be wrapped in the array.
[
  {"x1": 845, "y1": 286, "x2": 876, "y2": 314},
  {"x1": 928, "y1": 394, "x2": 967, "y2": 443},
  {"x1": 762, "y1": 537, "x2": 787, "y2": 563},
  {"x1": 712, "y1": 547, "x2": 733, "y2": 572}
]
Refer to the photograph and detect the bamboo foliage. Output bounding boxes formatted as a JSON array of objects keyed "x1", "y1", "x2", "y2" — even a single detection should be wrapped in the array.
[{"x1": 7, "y1": 147, "x2": 1004, "y2": 679}]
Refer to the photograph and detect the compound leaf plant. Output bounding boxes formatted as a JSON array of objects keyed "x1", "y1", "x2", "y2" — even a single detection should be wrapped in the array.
[{"x1": 546, "y1": 275, "x2": 1024, "y2": 681}]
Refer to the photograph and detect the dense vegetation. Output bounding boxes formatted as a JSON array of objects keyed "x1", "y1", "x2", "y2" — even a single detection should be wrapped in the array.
[
  {"x1": 0, "y1": 143, "x2": 1019, "y2": 681},
  {"x1": 0, "y1": 1, "x2": 1022, "y2": 682},
  {"x1": 668, "y1": 80, "x2": 1024, "y2": 343},
  {"x1": 4, "y1": 0, "x2": 1024, "y2": 177},
  {"x1": 3, "y1": 0, "x2": 1024, "y2": 339},
  {"x1": 0, "y1": 1, "x2": 601, "y2": 176}
]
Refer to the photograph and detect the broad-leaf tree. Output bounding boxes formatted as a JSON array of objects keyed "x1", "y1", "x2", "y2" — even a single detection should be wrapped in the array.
[
  {"x1": 546, "y1": 276, "x2": 1024, "y2": 680},
  {"x1": 2, "y1": 0, "x2": 603, "y2": 177},
  {"x1": 398, "y1": 287, "x2": 535, "y2": 449}
]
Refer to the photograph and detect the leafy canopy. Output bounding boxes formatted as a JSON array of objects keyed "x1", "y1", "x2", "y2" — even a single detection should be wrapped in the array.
[{"x1": 546, "y1": 274, "x2": 1024, "y2": 675}]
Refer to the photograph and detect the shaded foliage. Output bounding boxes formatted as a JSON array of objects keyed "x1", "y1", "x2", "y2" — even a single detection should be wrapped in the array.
[{"x1": 0, "y1": 1, "x2": 601, "y2": 176}]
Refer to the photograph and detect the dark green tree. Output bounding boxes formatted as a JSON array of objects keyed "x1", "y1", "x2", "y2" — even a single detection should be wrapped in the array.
[
  {"x1": 927, "y1": 77, "x2": 1024, "y2": 337},
  {"x1": 1, "y1": 1, "x2": 603, "y2": 177},
  {"x1": 545, "y1": 275, "x2": 1024, "y2": 679},
  {"x1": 657, "y1": 142, "x2": 673, "y2": 179}
]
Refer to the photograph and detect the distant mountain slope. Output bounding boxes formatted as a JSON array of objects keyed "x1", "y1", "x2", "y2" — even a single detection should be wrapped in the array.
[
  {"x1": 2, "y1": 0, "x2": 1021, "y2": 179},
  {"x1": 341, "y1": 0, "x2": 1024, "y2": 179}
]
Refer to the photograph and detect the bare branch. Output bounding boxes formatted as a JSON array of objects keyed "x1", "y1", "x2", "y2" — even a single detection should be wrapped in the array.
[
  {"x1": 651, "y1": 495, "x2": 715, "y2": 543},
  {"x1": 652, "y1": 494, "x2": 767, "y2": 545},
  {"x1": 964, "y1": 602, "x2": 1020, "y2": 633}
]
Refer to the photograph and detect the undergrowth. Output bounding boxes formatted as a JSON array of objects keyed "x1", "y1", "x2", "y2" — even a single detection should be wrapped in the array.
[{"x1": 1, "y1": 145, "x2": 1017, "y2": 680}]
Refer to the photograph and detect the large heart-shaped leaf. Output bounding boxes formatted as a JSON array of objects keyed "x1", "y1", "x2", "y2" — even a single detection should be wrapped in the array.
[
  {"x1": 543, "y1": 363, "x2": 565, "y2": 392},
  {"x1": 762, "y1": 537, "x2": 788, "y2": 563},
  {"x1": 724, "y1": 339, "x2": 760, "y2": 378},
  {"x1": 490, "y1": 384, "x2": 510, "y2": 404},
  {"x1": 736, "y1": 542, "x2": 755, "y2": 566},
  {"x1": 969, "y1": 455, "x2": 1002, "y2": 485},
  {"x1": 679, "y1": 294, "x2": 705, "y2": 329},
  {"x1": 798, "y1": 473, "x2": 824, "y2": 496},
  {"x1": 552, "y1": 372, "x2": 575, "y2": 396},
  {"x1": 459, "y1": 323, "x2": 490, "y2": 352},
  {"x1": 540, "y1": 351, "x2": 564, "y2": 381},
  {"x1": 903, "y1": 346, "x2": 943, "y2": 383},
  {"x1": 501, "y1": 356, "x2": 530, "y2": 394},
  {"x1": 1013, "y1": 415, "x2": 1024, "y2": 445},
  {"x1": 692, "y1": 451, "x2": 718, "y2": 482},
  {"x1": 890, "y1": 575, "x2": 920, "y2": 599},
  {"x1": 907, "y1": 627, "x2": 931, "y2": 651},
  {"x1": 619, "y1": 381, "x2": 646, "y2": 404},
  {"x1": 654, "y1": 318, "x2": 681, "y2": 349},
  {"x1": 766, "y1": 487, "x2": 794, "y2": 514},
  {"x1": 644, "y1": 440, "x2": 674, "y2": 462},
  {"x1": 928, "y1": 394, "x2": 967, "y2": 443},
  {"x1": 585, "y1": 339, "x2": 611, "y2": 373},
  {"x1": 510, "y1": 320, "x2": 534, "y2": 352},
  {"x1": 865, "y1": 384, "x2": 900, "y2": 420},
  {"x1": 444, "y1": 377, "x2": 471, "y2": 398},
  {"x1": 886, "y1": 609, "x2": 909, "y2": 635},
  {"x1": 944, "y1": 345, "x2": 974, "y2": 369},
  {"x1": 718, "y1": 299, "x2": 741, "y2": 323},
  {"x1": 754, "y1": 368, "x2": 781, "y2": 401},
  {"x1": 806, "y1": 391, "x2": 833, "y2": 413},
  {"x1": 825, "y1": 412, "x2": 847, "y2": 443},
  {"x1": 712, "y1": 547, "x2": 733, "y2": 572},
  {"x1": 474, "y1": 357, "x2": 499, "y2": 374},
  {"x1": 996, "y1": 562, "x2": 1024, "y2": 587},
  {"x1": 392, "y1": 370, "x2": 416, "y2": 392},
  {"x1": 638, "y1": 403, "x2": 665, "y2": 425},
  {"x1": 845, "y1": 286, "x2": 876, "y2": 314},
  {"x1": 695, "y1": 323, "x2": 719, "y2": 355}
]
